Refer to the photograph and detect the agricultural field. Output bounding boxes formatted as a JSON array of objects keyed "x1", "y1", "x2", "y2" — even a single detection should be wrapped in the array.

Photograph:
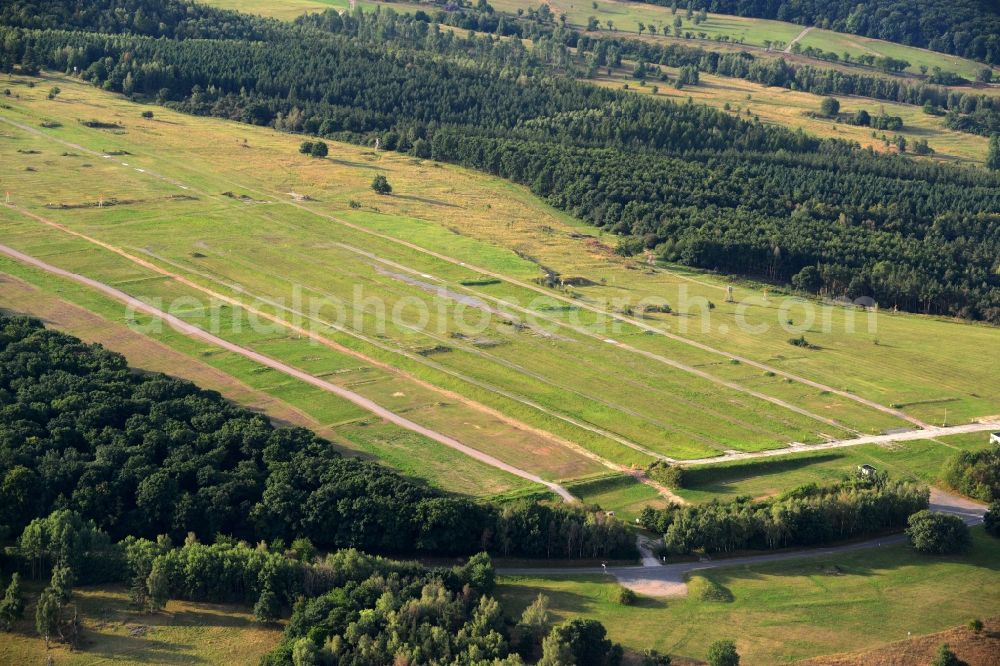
[
  {"x1": 496, "y1": 0, "x2": 805, "y2": 46},
  {"x1": 0, "y1": 585, "x2": 283, "y2": 665},
  {"x1": 1, "y1": 74, "x2": 997, "y2": 486},
  {"x1": 796, "y1": 28, "x2": 994, "y2": 80},
  {"x1": 497, "y1": 528, "x2": 1000, "y2": 664},
  {"x1": 206, "y1": 0, "x2": 419, "y2": 20}
]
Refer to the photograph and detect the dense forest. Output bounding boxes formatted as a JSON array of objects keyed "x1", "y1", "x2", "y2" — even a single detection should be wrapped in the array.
[
  {"x1": 638, "y1": 0, "x2": 1000, "y2": 65},
  {"x1": 0, "y1": 314, "x2": 634, "y2": 560},
  {"x1": 1, "y1": 0, "x2": 999, "y2": 322}
]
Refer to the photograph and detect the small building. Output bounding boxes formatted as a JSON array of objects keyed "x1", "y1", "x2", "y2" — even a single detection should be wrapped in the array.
[
  {"x1": 991, "y1": 432, "x2": 1000, "y2": 446},
  {"x1": 857, "y1": 464, "x2": 877, "y2": 478}
]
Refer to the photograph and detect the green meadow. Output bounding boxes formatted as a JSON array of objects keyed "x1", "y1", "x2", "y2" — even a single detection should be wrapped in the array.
[{"x1": 498, "y1": 528, "x2": 1000, "y2": 664}]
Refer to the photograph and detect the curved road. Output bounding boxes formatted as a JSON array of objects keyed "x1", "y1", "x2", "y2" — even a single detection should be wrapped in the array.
[
  {"x1": 0, "y1": 240, "x2": 577, "y2": 502},
  {"x1": 500, "y1": 488, "x2": 987, "y2": 596}
]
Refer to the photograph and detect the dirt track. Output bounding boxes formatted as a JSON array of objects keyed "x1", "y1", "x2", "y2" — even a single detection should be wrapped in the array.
[{"x1": 785, "y1": 26, "x2": 814, "y2": 52}]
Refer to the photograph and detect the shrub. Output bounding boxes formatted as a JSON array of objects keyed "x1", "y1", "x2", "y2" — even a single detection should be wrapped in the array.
[
  {"x1": 906, "y1": 511, "x2": 971, "y2": 554},
  {"x1": 309, "y1": 140, "x2": 328, "y2": 157},
  {"x1": 706, "y1": 639, "x2": 739, "y2": 666},
  {"x1": 932, "y1": 643, "x2": 968, "y2": 666},
  {"x1": 647, "y1": 461, "x2": 685, "y2": 489},
  {"x1": 696, "y1": 577, "x2": 734, "y2": 603},
  {"x1": 616, "y1": 586, "x2": 637, "y2": 605},
  {"x1": 371, "y1": 174, "x2": 392, "y2": 194},
  {"x1": 643, "y1": 649, "x2": 672, "y2": 665},
  {"x1": 141, "y1": 110, "x2": 154, "y2": 118},
  {"x1": 819, "y1": 97, "x2": 840, "y2": 117},
  {"x1": 788, "y1": 335, "x2": 817, "y2": 349}
]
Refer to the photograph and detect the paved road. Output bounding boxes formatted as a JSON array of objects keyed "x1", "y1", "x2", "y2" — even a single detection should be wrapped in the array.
[
  {"x1": 0, "y1": 240, "x2": 577, "y2": 502},
  {"x1": 500, "y1": 488, "x2": 987, "y2": 596},
  {"x1": 683, "y1": 421, "x2": 1000, "y2": 466}
]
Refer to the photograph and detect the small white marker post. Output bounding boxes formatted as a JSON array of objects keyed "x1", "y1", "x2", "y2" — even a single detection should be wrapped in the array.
[{"x1": 4, "y1": 191, "x2": 9, "y2": 204}]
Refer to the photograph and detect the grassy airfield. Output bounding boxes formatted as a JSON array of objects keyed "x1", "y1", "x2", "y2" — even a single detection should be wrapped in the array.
[{"x1": 1, "y1": 75, "x2": 997, "y2": 503}]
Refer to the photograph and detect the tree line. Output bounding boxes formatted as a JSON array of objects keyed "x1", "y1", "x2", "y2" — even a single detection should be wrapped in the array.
[
  {"x1": 637, "y1": 473, "x2": 929, "y2": 555},
  {"x1": 571, "y1": 34, "x2": 1000, "y2": 137},
  {"x1": 0, "y1": 314, "x2": 634, "y2": 560},
  {"x1": 3, "y1": 511, "x2": 627, "y2": 664}
]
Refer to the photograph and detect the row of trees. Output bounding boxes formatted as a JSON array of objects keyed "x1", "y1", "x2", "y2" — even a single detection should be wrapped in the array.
[
  {"x1": 575, "y1": 34, "x2": 1000, "y2": 134},
  {"x1": 0, "y1": 314, "x2": 635, "y2": 560},
  {"x1": 638, "y1": 474, "x2": 929, "y2": 555},
  {"x1": 6, "y1": 516, "x2": 629, "y2": 665}
]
